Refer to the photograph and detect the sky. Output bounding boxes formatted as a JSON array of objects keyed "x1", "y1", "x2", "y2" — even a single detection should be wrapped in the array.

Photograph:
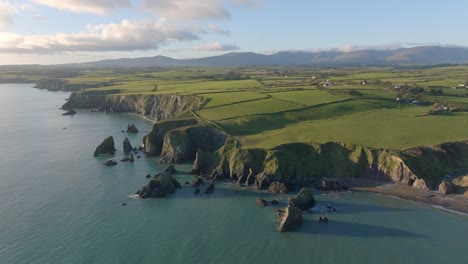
[{"x1": 0, "y1": 0, "x2": 468, "y2": 65}]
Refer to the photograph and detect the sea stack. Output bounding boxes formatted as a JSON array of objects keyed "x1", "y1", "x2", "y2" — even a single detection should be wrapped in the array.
[
  {"x1": 123, "y1": 137, "x2": 133, "y2": 154},
  {"x1": 288, "y1": 188, "x2": 316, "y2": 210},
  {"x1": 94, "y1": 136, "x2": 116, "y2": 156},
  {"x1": 126, "y1": 124, "x2": 138, "y2": 133},
  {"x1": 278, "y1": 206, "x2": 303, "y2": 232}
]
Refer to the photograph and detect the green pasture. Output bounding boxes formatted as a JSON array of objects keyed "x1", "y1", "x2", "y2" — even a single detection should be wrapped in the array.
[{"x1": 268, "y1": 89, "x2": 344, "y2": 106}]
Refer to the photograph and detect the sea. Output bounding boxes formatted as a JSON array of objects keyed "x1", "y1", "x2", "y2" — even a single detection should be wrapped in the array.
[{"x1": 0, "y1": 84, "x2": 466, "y2": 264}]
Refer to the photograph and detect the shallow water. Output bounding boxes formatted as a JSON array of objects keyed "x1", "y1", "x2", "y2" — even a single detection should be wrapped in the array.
[{"x1": 0, "y1": 84, "x2": 466, "y2": 264}]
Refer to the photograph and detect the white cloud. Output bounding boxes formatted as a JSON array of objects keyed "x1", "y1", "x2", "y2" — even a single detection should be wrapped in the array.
[
  {"x1": 193, "y1": 42, "x2": 239, "y2": 51},
  {"x1": 32, "y1": 0, "x2": 131, "y2": 15},
  {"x1": 207, "y1": 24, "x2": 230, "y2": 36},
  {"x1": 0, "y1": 1, "x2": 16, "y2": 30},
  {"x1": 230, "y1": 0, "x2": 263, "y2": 8},
  {"x1": 0, "y1": 19, "x2": 199, "y2": 53},
  {"x1": 141, "y1": 0, "x2": 230, "y2": 20}
]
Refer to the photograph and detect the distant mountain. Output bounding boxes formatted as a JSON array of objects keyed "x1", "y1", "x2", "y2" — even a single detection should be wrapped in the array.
[{"x1": 79, "y1": 46, "x2": 468, "y2": 68}]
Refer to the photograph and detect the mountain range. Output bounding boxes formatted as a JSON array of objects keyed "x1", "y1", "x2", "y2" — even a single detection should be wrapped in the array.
[{"x1": 79, "y1": 46, "x2": 468, "y2": 68}]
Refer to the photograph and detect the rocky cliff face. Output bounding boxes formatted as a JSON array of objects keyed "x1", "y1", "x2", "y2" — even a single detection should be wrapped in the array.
[{"x1": 62, "y1": 91, "x2": 206, "y2": 121}]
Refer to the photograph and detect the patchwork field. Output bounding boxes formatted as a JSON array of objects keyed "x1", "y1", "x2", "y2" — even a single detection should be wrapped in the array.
[{"x1": 5, "y1": 64, "x2": 467, "y2": 150}]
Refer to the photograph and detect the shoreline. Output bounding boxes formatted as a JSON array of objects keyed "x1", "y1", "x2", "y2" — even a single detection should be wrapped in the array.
[{"x1": 352, "y1": 183, "x2": 468, "y2": 216}]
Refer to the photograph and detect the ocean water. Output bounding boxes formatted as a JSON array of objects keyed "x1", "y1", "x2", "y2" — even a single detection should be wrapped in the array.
[{"x1": 0, "y1": 84, "x2": 466, "y2": 264}]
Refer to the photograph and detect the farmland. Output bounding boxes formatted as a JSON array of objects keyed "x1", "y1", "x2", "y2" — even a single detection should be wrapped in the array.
[{"x1": 8, "y1": 64, "x2": 468, "y2": 151}]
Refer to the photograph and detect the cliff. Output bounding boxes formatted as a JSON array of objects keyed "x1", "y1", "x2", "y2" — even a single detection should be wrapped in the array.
[
  {"x1": 62, "y1": 91, "x2": 206, "y2": 121},
  {"x1": 35, "y1": 79, "x2": 114, "y2": 92}
]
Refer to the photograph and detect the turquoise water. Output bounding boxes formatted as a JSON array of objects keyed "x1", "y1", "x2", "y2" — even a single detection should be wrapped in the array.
[{"x1": 0, "y1": 84, "x2": 467, "y2": 264}]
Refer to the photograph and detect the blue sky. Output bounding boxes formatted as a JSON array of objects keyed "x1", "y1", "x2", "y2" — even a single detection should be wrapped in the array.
[{"x1": 0, "y1": 0, "x2": 467, "y2": 64}]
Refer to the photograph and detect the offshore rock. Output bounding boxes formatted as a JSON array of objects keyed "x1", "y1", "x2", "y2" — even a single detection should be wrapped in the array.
[
  {"x1": 126, "y1": 124, "x2": 138, "y2": 133},
  {"x1": 123, "y1": 137, "x2": 133, "y2": 154},
  {"x1": 268, "y1": 181, "x2": 288, "y2": 194},
  {"x1": 288, "y1": 188, "x2": 316, "y2": 210},
  {"x1": 136, "y1": 174, "x2": 181, "y2": 198},
  {"x1": 256, "y1": 198, "x2": 268, "y2": 207},
  {"x1": 204, "y1": 183, "x2": 215, "y2": 194},
  {"x1": 103, "y1": 159, "x2": 117, "y2": 166},
  {"x1": 278, "y1": 206, "x2": 303, "y2": 232},
  {"x1": 62, "y1": 109, "x2": 76, "y2": 116},
  {"x1": 94, "y1": 136, "x2": 116, "y2": 156}
]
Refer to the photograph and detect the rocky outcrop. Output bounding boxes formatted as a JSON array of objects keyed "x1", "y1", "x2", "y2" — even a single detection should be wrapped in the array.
[
  {"x1": 412, "y1": 178, "x2": 430, "y2": 190},
  {"x1": 438, "y1": 181, "x2": 454, "y2": 195},
  {"x1": 278, "y1": 206, "x2": 303, "y2": 232},
  {"x1": 103, "y1": 159, "x2": 117, "y2": 166},
  {"x1": 204, "y1": 183, "x2": 215, "y2": 194},
  {"x1": 62, "y1": 109, "x2": 76, "y2": 116},
  {"x1": 160, "y1": 126, "x2": 227, "y2": 164},
  {"x1": 123, "y1": 137, "x2": 132, "y2": 154},
  {"x1": 256, "y1": 198, "x2": 268, "y2": 207},
  {"x1": 63, "y1": 92, "x2": 206, "y2": 121},
  {"x1": 144, "y1": 118, "x2": 198, "y2": 156},
  {"x1": 452, "y1": 175, "x2": 468, "y2": 188},
  {"x1": 94, "y1": 136, "x2": 116, "y2": 156},
  {"x1": 288, "y1": 188, "x2": 316, "y2": 210},
  {"x1": 320, "y1": 178, "x2": 344, "y2": 191},
  {"x1": 126, "y1": 124, "x2": 138, "y2": 133},
  {"x1": 268, "y1": 182, "x2": 288, "y2": 194},
  {"x1": 136, "y1": 174, "x2": 181, "y2": 198}
]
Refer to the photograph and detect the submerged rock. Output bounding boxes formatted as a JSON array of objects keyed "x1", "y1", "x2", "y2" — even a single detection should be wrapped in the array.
[
  {"x1": 103, "y1": 159, "x2": 117, "y2": 166},
  {"x1": 136, "y1": 174, "x2": 181, "y2": 198},
  {"x1": 412, "y1": 178, "x2": 430, "y2": 190},
  {"x1": 129, "y1": 154, "x2": 135, "y2": 162},
  {"x1": 94, "y1": 136, "x2": 116, "y2": 156},
  {"x1": 268, "y1": 181, "x2": 288, "y2": 194},
  {"x1": 123, "y1": 137, "x2": 133, "y2": 154},
  {"x1": 278, "y1": 206, "x2": 303, "y2": 232},
  {"x1": 120, "y1": 158, "x2": 131, "y2": 162},
  {"x1": 438, "y1": 181, "x2": 454, "y2": 195},
  {"x1": 204, "y1": 183, "x2": 215, "y2": 194},
  {"x1": 288, "y1": 188, "x2": 316, "y2": 210},
  {"x1": 256, "y1": 198, "x2": 268, "y2": 207},
  {"x1": 194, "y1": 188, "x2": 200, "y2": 195},
  {"x1": 126, "y1": 124, "x2": 138, "y2": 133}
]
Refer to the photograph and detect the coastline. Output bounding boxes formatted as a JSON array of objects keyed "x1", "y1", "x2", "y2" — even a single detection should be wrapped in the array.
[{"x1": 352, "y1": 183, "x2": 468, "y2": 216}]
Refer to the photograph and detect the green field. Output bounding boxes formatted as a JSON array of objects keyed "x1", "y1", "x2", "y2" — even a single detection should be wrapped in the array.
[{"x1": 7, "y1": 64, "x2": 467, "y2": 150}]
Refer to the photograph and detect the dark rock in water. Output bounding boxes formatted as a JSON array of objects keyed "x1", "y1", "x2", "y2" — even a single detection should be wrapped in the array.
[
  {"x1": 126, "y1": 124, "x2": 139, "y2": 133},
  {"x1": 103, "y1": 159, "x2": 117, "y2": 166},
  {"x1": 256, "y1": 198, "x2": 268, "y2": 207},
  {"x1": 270, "y1": 199, "x2": 279, "y2": 205},
  {"x1": 184, "y1": 181, "x2": 190, "y2": 185},
  {"x1": 146, "y1": 174, "x2": 151, "y2": 178},
  {"x1": 133, "y1": 147, "x2": 138, "y2": 151},
  {"x1": 137, "y1": 155, "x2": 141, "y2": 159},
  {"x1": 278, "y1": 206, "x2": 303, "y2": 232},
  {"x1": 129, "y1": 154, "x2": 135, "y2": 162},
  {"x1": 136, "y1": 174, "x2": 181, "y2": 198},
  {"x1": 191, "y1": 177, "x2": 204, "y2": 187},
  {"x1": 165, "y1": 164, "x2": 177, "y2": 174},
  {"x1": 319, "y1": 216, "x2": 329, "y2": 223},
  {"x1": 438, "y1": 181, "x2": 455, "y2": 195},
  {"x1": 204, "y1": 183, "x2": 215, "y2": 194},
  {"x1": 62, "y1": 109, "x2": 76, "y2": 116},
  {"x1": 194, "y1": 188, "x2": 200, "y2": 195},
  {"x1": 94, "y1": 136, "x2": 116, "y2": 156},
  {"x1": 320, "y1": 178, "x2": 344, "y2": 191},
  {"x1": 268, "y1": 181, "x2": 288, "y2": 194},
  {"x1": 120, "y1": 158, "x2": 131, "y2": 162},
  {"x1": 123, "y1": 137, "x2": 133, "y2": 154},
  {"x1": 122, "y1": 202, "x2": 127, "y2": 206},
  {"x1": 138, "y1": 146, "x2": 143, "y2": 151},
  {"x1": 122, "y1": 130, "x2": 125, "y2": 133},
  {"x1": 288, "y1": 188, "x2": 316, "y2": 210}
]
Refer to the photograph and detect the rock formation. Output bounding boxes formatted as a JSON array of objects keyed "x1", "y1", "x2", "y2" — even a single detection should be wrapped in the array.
[
  {"x1": 256, "y1": 198, "x2": 268, "y2": 207},
  {"x1": 62, "y1": 109, "x2": 76, "y2": 116},
  {"x1": 278, "y1": 206, "x2": 303, "y2": 232},
  {"x1": 103, "y1": 159, "x2": 117, "y2": 166},
  {"x1": 438, "y1": 181, "x2": 454, "y2": 195},
  {"x1": 288, "y1": 188, "x2": 316, "y2": 210},
  {"x1": 268, "y1": 181, "x2": 288, "y2": 194},
  {"x1": 204, "y1": 183, "x2": 215, "y2": 194},
  {"x1": 123, "y1": 137, "x2": 132, "y2": 154},
  {"x1": 126, "y1": 124, "x2": 138, "y2": 133},
  {"x1": 452, "y1": 175, "x2": 468, "y2": 188},
  {"x1": 135, "y1": 174, "x2": 181, "y2": 198},
  {"x1": 94, "y1": 136, "x2": 116, "y2": 156},
  {"x1": 412, "y1": 178, "x2": 430, "y2": 190}
]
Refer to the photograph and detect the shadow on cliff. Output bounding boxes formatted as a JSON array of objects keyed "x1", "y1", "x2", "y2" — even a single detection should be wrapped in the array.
[{"x1": 295, "y1": 219, "x2": 426, "y2": 238}]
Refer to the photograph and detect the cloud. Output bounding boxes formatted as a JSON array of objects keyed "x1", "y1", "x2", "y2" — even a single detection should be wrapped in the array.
[
  {"x1": 0, "y1": 1, "x2": 16, "y2": 29},
  {"x1": 0, "y1": 19, "x2": 199, "y2": 53},
  {"x1": 230, "y1": 0, "x2": 263, "y2": 8},
  {"x1": 207, "y1": 24, "x2": 230, "y2": 36},
  {"x1": 32, "y1": 0, "x2": 131, "y2": 15},
  {"x1": 141, "y1": 0, "x2": 230, "y2": 20},
  {"x1": 193, "y1": 42, "x2": 239, "y2": 51}
]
